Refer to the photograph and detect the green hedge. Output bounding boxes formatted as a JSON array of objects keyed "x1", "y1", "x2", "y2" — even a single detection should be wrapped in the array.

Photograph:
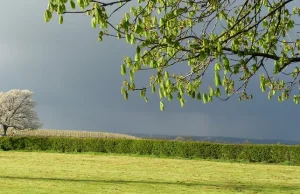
[{"x1": 0, "y1": 136, "x2": 299, "y2": 165}]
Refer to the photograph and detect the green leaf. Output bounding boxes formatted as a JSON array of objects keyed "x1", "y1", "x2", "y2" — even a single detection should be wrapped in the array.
[
  {"x1": 130, "y1": 34, "x2": 136, "y2": 44},
  {"x1": 125, "y1": 13, "x2": 130, "y2": 21},
  {"x1": 135, "y1": 24, "x2": 143, "y2": 34},
  {"x1": 208, "y1": 95, "x2": 213, "y2": 102},
  {"x1": 44, "y1": 10, "x2": 52, "y2": 22},
  {"x1": 214, "y1": 72, "x2": 222, "y2": 86},
  {"x1": 223, "y1": 57, "x2": 230, "y2": 70},
  {"x1": 140, "y1": 90, "x2": 145, "y2": 98},
  {"x1": 215, "y1": 88, "x2": 221, "y2": 97},
  {"x1": 57, "y1": 4, "x2": 66, "y2": 14},
  {"x1": 157, "y1": 8, "x2": 161, "y2": 14},
  {"x1": 214, "y1": 63, "x2": 221, "y2": 71},
  {"x1": 121, "y1": 64, "x2": 126, "y2": 75},
  {"x1": 260, "y1": 75, "x2": 266, "y2": 92},
  {"x1": 129, "y1": 70, "x2": 134, "y2": 82},
  {"x1": 136, "y1": 46, "x2": 141, "y2": 54},
  {"x1": 59, "y1": 15, "x2": 63, "y2": 24},
  {"x1": 159, "y1": 18, "x2": 164, "y2": 27},
  {"x1": 180, "y1": 99, "x2": 185, "y2": 108},
  {"x1": 191, "y1": 91, "x2": 195, "y2": 99},
  {"x1": 217, "y1": 42, "x2": 222, "y2": 52},
  {"x1": 121, "y1": 87, "x2": 125, "y2": 94},
  {"x1": 196, "y1": 92, "x2": 201, "y2": 100},
  {"x1": 126, "y1": 34, "x2": 131, "y2": 43},
  {"x1": 251, "y1": 64, "x2": 258, "y2": 72},
  {"x1": 134, "y1": 53, "x2": 140, "y2": 61},
  {"x1": 152, "y1": 85, "x2": 156, "y2": 93},
  {"x1": 117, "y1": 32, "x2": 121, "y2": 39},
  {"x1": 203, "y1": 94, "x2": 208, "y2": 104},
  {"x1": 159, "y1": 88, "x2": 164, "y2": 99},
  {"x1": 124, "y1": 91, "x2": 128, "y2": 100},
  {"x1": 294, "y1": 95, "x2": 299, "y2": 104},
  {"x1": 262, "y1": 20, "x2": 268, "y2": 27},
  {"x1": 268, "y1": 92, "x2": 272, "y2": 100},
  {"x1": 164, "y1": 71, "x2": 169, "y2": 79},
  {"x1": 209, "y1": 87, "x2": 214, "y2": 96},
  {"x1": 130, "y1": 82, "x2": 135, "y2": 90},
  {"x1": 130, "y1": 6, "x2": 135, "y2": 14},
  {"x1": 160, "y1": 101, "x2": 164, "y2": 111},
  {"x1": 91, "y1": 17, "x2": 96, "y2": 28},
  {"x1": 261, "y1": 83, "x2": 266, "y2": 92},
  {"x1": 70, "y1": 0, "x2": 76, "y2": 9}
]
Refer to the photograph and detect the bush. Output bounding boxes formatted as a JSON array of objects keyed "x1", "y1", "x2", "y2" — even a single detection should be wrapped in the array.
[{"x1": 0, "y1": 136, "x2": 299, "y2": 165}]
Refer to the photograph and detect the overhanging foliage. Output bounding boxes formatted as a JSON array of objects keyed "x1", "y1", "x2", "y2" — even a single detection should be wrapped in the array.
[{"x1": 45, "y1": 0, "x2": 300, "y2": 110}]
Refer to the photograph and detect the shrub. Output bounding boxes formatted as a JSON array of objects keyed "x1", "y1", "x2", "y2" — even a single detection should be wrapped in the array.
[{"x1": 0, "y1": 136, "x2": 299, "y2": 165}]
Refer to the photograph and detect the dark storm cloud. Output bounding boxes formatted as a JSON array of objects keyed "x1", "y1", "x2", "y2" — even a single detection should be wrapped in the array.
[{"x1": 0, "y1": 1, "x2": 299, "y2": 140}]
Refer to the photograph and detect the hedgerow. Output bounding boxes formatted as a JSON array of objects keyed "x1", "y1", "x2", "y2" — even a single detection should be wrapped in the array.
[{"x1": 0, "y1": 136, "x2": 299, "y2": 165}]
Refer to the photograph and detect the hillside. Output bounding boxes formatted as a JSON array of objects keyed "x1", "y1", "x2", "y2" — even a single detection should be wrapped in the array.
[
  {"x1": 1, "y1": 129, "x2": 137, "y2": 139},
  {"x1": 129, "y1": 133, "x2": 300, "y2": 145},
  {"x1": 2, "y1": 128, "x2": 299, "y2": 145}
]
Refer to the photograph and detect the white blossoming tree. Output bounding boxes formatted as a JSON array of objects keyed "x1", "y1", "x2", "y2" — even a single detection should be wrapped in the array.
[{"x1": 0, "y1": 89, "x2": 42, "y2": 136}]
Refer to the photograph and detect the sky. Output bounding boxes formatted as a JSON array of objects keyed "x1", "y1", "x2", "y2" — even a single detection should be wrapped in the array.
[{"x1": 0, "y1": 1, "x2": 299, "y2": 140}]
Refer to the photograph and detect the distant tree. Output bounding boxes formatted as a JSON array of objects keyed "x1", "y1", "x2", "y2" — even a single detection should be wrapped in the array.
[
  {"x1": 44, "y1": 0, "x2": 300, "y2": 110},
  {"x1": 175, "y1": 136, "x2": 186, "y2": 141},
  {"x1": 215, "y1": 139, "x2": 225, "y2": 144},
  {"x1": 0, "y1": 90, "x2": 42, "y2": 136},
  {"x1": 175, "y1": 136, "x2": 194, "y2": 141},
  {"x1": 185, "y1": 136, "x2": 194, "y2": 142},
  {"x1": 243, "y1": 140, "x2": 251, "y2": 144}
]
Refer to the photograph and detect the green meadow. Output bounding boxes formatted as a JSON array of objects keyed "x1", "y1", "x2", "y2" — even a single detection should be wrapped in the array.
[{"x1": 0, "y1": 151, "x2": 299, "y2": 194}]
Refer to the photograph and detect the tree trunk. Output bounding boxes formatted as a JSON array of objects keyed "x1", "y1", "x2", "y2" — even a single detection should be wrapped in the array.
[{"x1": 3, "y1": 125, "x2": 8, "y2": 136}]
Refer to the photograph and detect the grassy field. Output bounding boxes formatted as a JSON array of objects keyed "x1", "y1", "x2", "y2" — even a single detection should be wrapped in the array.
[
  {"x1": 2, "y1": 129, "x2": 137, "y2": 139},
  {"x1": 0, "y1": 151, "x2": 300, "y2": 194}
]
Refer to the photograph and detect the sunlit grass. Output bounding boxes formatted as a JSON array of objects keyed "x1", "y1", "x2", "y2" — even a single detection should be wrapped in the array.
[
  {"x1": 2, "y1": 128, "x2": 137, "y2": 139},
  {"x1": 0, "y1": 151, "x2": 300, "y2": 193}
]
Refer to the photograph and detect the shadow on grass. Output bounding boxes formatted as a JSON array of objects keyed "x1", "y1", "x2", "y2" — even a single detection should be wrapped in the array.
[{"x1": 0, "y1": 175, "x2": 299, "y2": 192}]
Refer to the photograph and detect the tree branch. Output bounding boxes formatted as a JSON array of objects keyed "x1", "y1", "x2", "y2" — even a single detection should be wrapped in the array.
[{"x1": 222, "y1": 47, "x2": 300, "y2": 63}]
